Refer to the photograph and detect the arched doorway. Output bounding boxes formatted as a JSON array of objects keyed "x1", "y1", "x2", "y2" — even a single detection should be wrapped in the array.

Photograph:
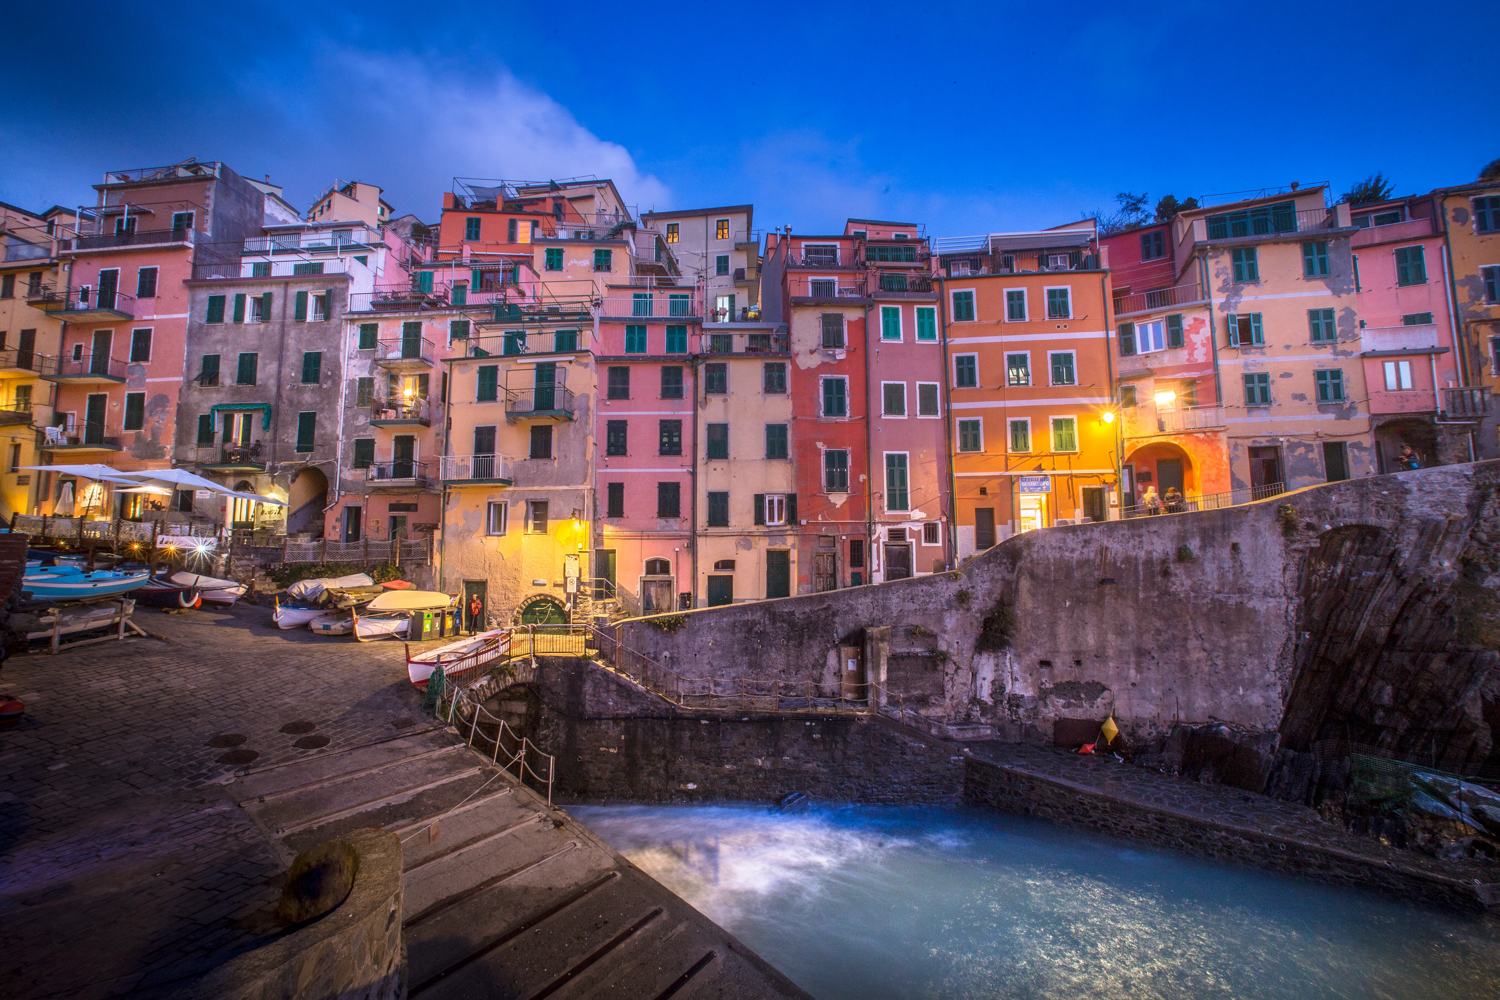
[
  {"x1": 1125, "y1": 441, "x2": 1196, "y2": 506},
  {"x1": 287, "y1": 467, "x2": 328, "y2": 536},
  {"x1": 1372, "y1": 417, "x2": 1438, "y2": 473},
  {"x1": 516, "y1": 595, "x2": 568, "y2": 625}
]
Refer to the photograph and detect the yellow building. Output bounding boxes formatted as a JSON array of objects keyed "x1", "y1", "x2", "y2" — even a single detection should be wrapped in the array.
[
  {"x1": 1436, "y1": 177, "x2": 1500, "y2": 457},
  {"x1": 0, "y1": 202, "x2": 74, "y2": 517}
]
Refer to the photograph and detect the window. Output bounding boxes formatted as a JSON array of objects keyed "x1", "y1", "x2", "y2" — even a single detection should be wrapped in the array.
[
  {"x1": 449, "y1": 319, "x2": 470, "y2": 343},
  {"x1": 593, "y1": 249, "x2": 612, "y2": 272},
  {"x1": 625, "y1": 325, "x2": 647, "y2": 353},
  {"x1": 1308, "y1": 308, "x2": 1337, "y2": 342},
  {"x1": 1395, "y1": 246, "x2": 1427, "y2": 285},
  {"x1": 763, "y1": 362, "x2": 787, "y2": 393},
  {"x1": 917, "y1": 382, "x2": 939, "y2": 416},
  {"x1": 293, "y1": 262, "x2": 324, "y2": 276},
  {"x1": 1302, "y1": 241, "x2": 1329, "y2": 277},
  {"x1": 528, "y1": 501, "x2": 549, "y2": 534},
  {"x1": 631, "y1": 293, "x2": 653, "y2": 319},
  {"x1": 664, "y1": 325, "x2": 687, "y2": 353},
  {"x1": 820, "y1": 313, "x2": 845, "y2": 348},
  {"x1": 1051, "y1": 416, "x2": 1078, "y2": 453},
  {"x1": 1383, "y1": 359, "x2": 1414, "y2": 391},
  {"x1": 704, "y1": 362, "x2": 727, "y2": 394},
  {"x1": 1231, "y1": 248, "x2": 1259, "y2": 283},
  {"x1": 126, "y1": 328, "x2": 151, "y2": 363},
  {"x1": 762, "y1": 493, "x2": 787, "y2": 525},
  {"x1": 545, "y1": 247, "x2": 563, "y2": 271},
  {"x1": 884, "y1": 454, "x2": 910, "y2": 511},
  {"x1": 824, "y1": 450, "x2": 849, "y2": 492},
  {"x1": 296, "y1": 412, "x2": 316, "y2": 452},
  {"x1": 1315, "y1": 369, "x2": 1345, "y2": 402},
  {"x1": 1009, "y1": 418, "x2": 1031, "y2": 452},
  {"x1": 606, "y1": 482, "x2": 624, "y2": 518},
  {"x1": 606, "y1": 419, "x2": 627, "y2": 455},
  {"x1": 123, "y1": 392, "x2": 145, "y2": 431},
  {"x1": 358, "y1": 323, "x2": 377, "y2": 349},
  {"x1": 507, "y1": 219, "x2": 518, "y2": 243},
  {"x1": 136, "y1": 267, "x2": 158, "y2": 298},
  {"x1": 486, "y1": 501, "x2": 508, "y2": 535},
  {"x1": 665, "y1": 223, "x2": 679, "y2": 243},
  {"x1": 1120, "y1": 385, "x2": 1138, "y2": 407},
  {"x1": 1403, "y1": 312, "x2": 1434, "y2": 326},
  {"x1": 922, "y1": 521, "x2": 941, "y2": 546},
  {"x1": 1227, "y1": 313, "x2": 1265, "y2": 346},
  {"x1": 660, "y1": 365, "x2": 683, "y2": 399},
  {"x1": 530, "y1": 424, "x2": 553, "y2": 459},
  {"x1": 657, "y1": 481, "x2": 681, "y2": 518},
  {"x1": 477, "y1": 365, "x2": 499, "y2": 401},
  {"x1": 706, "y1": 423, "x2": 729, "y2": 459},
  {"x1": 955, "y1": 354, "x2": 978, "y2": 388},
  {"x1": 199, "y1": 354, "x2": 220, "y2": 386},
  {"x1": 716, "y1": 219, "x2": 730, "y2": 240},
  {"x1": 1140, "y1": 320, "x2": 1166, "y2": 353},
  {"x1": 1046, "y1": 287, "x2": 1071, "y2": 319},
  {"x1": 766, "y1": 423, "x2": 788, "y2": 459},
  {"x1": 716, "y1": 254, "x2": 730, "y2": 276},
  {"x1": 1049, "y1": 351, "x2": 1076, "y2": 385},
  {"x1": 196, "y1": 414, "x2": 215, "y2": 445},
  {"x1": 1207, "y1": 201, "x2": 1295, "y2": 239},
  {"x1": 607, "y1": 366, "x2": 630, "y2": 399},
  {"x1": 206, "y1": 295, "x2": 226, "y2": 323},
  {"x1": 465, "y1": 217, "x2": 481, "y2": 241},
  {"x1": 1140, "y1": 230, "x2": 1166, "y2": 261},
  {"x1": 1003, "y1": 289, "x2": 1027, "y2": 322},
  {"x1": 821, "y1": 376, "x2": 848, "y2": 417},
  {"x1": 251, "y1": 262, "x2": 270, "y2": 278},
  {"x1": 292, "y1": 350, "x2": 319, "y2": 384},
  {"x1": 882, "y1": 382, "x2": 906, "y2": 416},
  {"x1": 958, "y1": 418, "x2": 983, "y2": 452},
  {"x1": 236, "y1": 352, "x2": 258, "y2": 385},
  {"x1": 951, "y1": 290, "x2": 975, "y2": 321},
  {"x1": 1354, "y1": 208, "x2": 1404, "y2": 228},
  {"x1": 1166, "y1": 313, "x2": 1184, "y2": 349},
  {"x1": 355, "y1": 377, "x2": 373, "y2": 408},
  {"x1": 1324, "y1": 441, "x2": 1350, "y2": 483},
  {"x1": 707, "y1": 491, "x2": 729, "y2": 527},
  {"x1": 1483, "y1": 266, "x2": 1500, "y2": 303},
  {"x1": 170, "y1": 210, "x2": 194, "y2": 232},
  {"x1": 869, "y1": 304, "x2": 898, "y2": 342},
  {"x1": 0, "y1": 274, "x2": 10, "y2": 298},
  {"x1": 1473, "y1": 196, "x2": 1500, "y2": 233},
  {"x1": 1117, "y1": 321, "x2": 1135, "y2": 356},
  {"x1": 659, "y1": 419, "x2": 682, "y2": 455},
  {"x1": 1243, "y1": 371, "x2": 1271, "y2": 405},
  {"x1": 904, "y1": 307, "x2": 934, "y2": 345}
]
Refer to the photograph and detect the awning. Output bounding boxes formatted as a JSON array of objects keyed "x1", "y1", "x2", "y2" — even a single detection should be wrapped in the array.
[
  {"x1": 20, "y1": 464, "x2": 138, "y2": 484},
  {"x1": 210, "y1": 403, "x2": 272, "y2": 431}
]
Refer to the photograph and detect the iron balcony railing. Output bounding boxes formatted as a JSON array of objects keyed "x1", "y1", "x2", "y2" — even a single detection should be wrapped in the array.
[
  {"x1": 1444, "y1": 386, "x2": 1490, "y2": 418},
  {"x1": 871, "y1": 270, "x2": 935, "y2": 295},
  {"x1": 1113, "y1": 282, "x2": 1206, "y2": 316},
  {"x1": 44, "y1": 418, "x2": 121, "y2": 449},
  {"x1": 374, "y1": 335, "x2": 435, "y2": 365},
  {"x1": 45, "y1": 353, "x2": 128, "y2": 380},
  {"x1": 942, "y1": 250, "x2": 1102, "y2": 277},
  {"x1": 4, "y1": 240, "x2": 52, "y2": 262},
  {"x1": 203, "y1": 445, "x2": 267, "y2": 469},
  {"x1": 787, "y1": 273, "x2": 867, "y2": 300},
  {"x1": 463, "y1": 329, "x2": 586, "y2": 357},
  {"x1": 1154, "y1": 405, "x2": 1227, "y2": 434},
  {"x1": 72, "y1": 227, "x2": 195, "y2": 251},
  {"x1": 0, "y1": 347, "x2": 48, "y2": 374},
  {"x1": 242, "y1": 229, "x2": 382, "y2": 254},
  {"x1": 791, "y1": 248, "x2": 849, "y2": 267},
  {"x1": 1122, "y1": 481, "x2": 1284, "y2": 519},
  {"x1": 505, "y1": 383, "x2": 575, "y2": 418},
  {"x1": 702, "y1": 330, "x2": 790, "y2": 355},
  {"x1": 600, "y1": 293, "x2": 700, "y2": 319},
  {"x1": 369, "y1": 393, "x2": 433, "y2": 424},
  {"x1": 440, "y1": 454, "x2": 511, "y2": 481},
  {"x1": 33, "y1": 285, "x2": 137, "y2": 317},
  {"x1": 706, "y1": 304, "x2": 764, "y2": 323},
  {"x1": 1203, "y1": 207, "x2": 1340, "y2": 241},
  {"x1": 360, "y1": 460, "x2": 430, "y2": 485}
]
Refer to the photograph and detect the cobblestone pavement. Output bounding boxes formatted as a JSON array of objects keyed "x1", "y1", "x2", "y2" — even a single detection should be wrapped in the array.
[
  {"x1": 0, "y1": 604, "x2": 438, "y2": 999},
  {"x1": 962, "y1": 741, "x2": 1499, "y2": 891}
]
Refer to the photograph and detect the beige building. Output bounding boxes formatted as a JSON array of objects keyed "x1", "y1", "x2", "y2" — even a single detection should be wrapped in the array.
[
  {"x1": 641, "y1": 205, "x2": 758, "y2": 321},
  {"x1": 308, "y1": 181, "x2": 393, "y2": 228}
]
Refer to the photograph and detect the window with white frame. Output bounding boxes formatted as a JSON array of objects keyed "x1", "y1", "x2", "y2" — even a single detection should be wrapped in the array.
[
  {"x1": 916, "y1": 382, "x2": 939, "y2": 417},
  {"x1": 884, "y1": 453, "x2": 910, "y2": 511},
  {"x1": 1136, "y1": 319, "x2": 1165, "y2": 353},
  {"x1": 882, "y1": 382, "x2": 906, "y2": 416},
  {"x1": 486, "y1": 501, "x2": 508, "y2": 535},
  {"x1": 954, "y1": 354, "x2": 978, "y2": 388},
  {"x1": 922, "y1": 521, "x2": 940, "y2": 545},
  {"x1": 957, "y1": 418, "x2": 983, "y2": 452},
  {"x1": 1005, "y1": 289, "x2": 1026, "y2": 321},
  {"x1": 1045, "y1": 286, "x2": 1071, "y2": 319},
  {"x1": 1006, "y1": 352, "x2": 1030, "y2": 386},
  {"x1": 1050, "y1": 416, "x2": 1079, "y2": 452},
  {"x1": 951, "y1": 289, "x2": 976, "y2": 321},
  {"x1": 821, "y1": 375, "x2": 849, "y2": 417},
  {"x1": 880, "y1": 305, "x2": 901, "y2": 341},
  {"x1": 765, "y1": 493, "x2": 787, "y2": 525},
  {"x1": 1383, "y1": 359, "x2": 1414, "y2": 391},
  {"x1": 1049, "y1": 351, "x2": 1076, "y2": 385}
]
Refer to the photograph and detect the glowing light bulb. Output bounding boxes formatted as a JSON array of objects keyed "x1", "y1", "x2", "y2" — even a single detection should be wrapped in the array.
[{"x1": 1101, "y1": 411, "x2": 1115, "y2": 424}]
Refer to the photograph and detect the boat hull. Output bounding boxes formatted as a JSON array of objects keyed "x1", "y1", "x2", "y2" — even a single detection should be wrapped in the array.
[
  {"x1": 354, "y1": 614, "x2": 408, "y2": 641},
  {"x1": 273, "y1": 605, "x2": 322, "y2": 629},
  {"x1": 406, "y1": 628, "x2": 512, "y2": 690},
  {"x1": 21, "y1": 569, "x2": 149, "y2": 602},
  {"x1": 200, "y1": 585, "x2": 247, "y2": 607},
  {"x1": 309, "y1": 614, "x2": 354, "y2": 636}
]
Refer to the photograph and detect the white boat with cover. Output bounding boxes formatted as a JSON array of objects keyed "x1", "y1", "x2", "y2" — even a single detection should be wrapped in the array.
[
  {"x1": 171, "y1": 571, "x2": 247, "y2": 607},
  {"x1": 405, "y1": 628, "x2": 512, "y2": 690},
  {"x1": 272, "y1": 597, "x2": 324, "y2": 629}
]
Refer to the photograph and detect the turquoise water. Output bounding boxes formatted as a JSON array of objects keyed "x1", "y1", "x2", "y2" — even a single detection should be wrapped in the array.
[{"x1": 571, "y1": 804, "x2": 1500, "y2": 1000}]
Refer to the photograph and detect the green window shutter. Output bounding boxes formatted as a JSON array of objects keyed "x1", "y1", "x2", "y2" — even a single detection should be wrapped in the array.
[
  {"x1": 786, "y1": 492, "x2": 797, "y2": 524},
  {"x1": 882, "y1": 306, "x2": 900, "y2": 340},
  {"x1": 1250, "y1": 314, "x2": 1264, "y2": 345},
  {"x1": 294, "y1": 290, "x2": 308, "y2": 321},
  {"x1": 206, "y1": 295, "x2": 225, "y2": 323},
  {"x1": 296, "y1": 412, "x2": 316, "y2": 452},
  {"x1": 916, "y1": 306, "x2": 936, "y2": 340},
  {"x1": 353, "y1": 439, "x2": 374, "y2": 469},
  {"x1": 1053, "y1": 417, "x2": 1077, "y2": 452},
  {"x1": 260, "y1": 292, "x2": 272, "y2": 319},
  {"x1": 325, "y1": 288, "x2": 336, "y2": 319},
  {"x1": 1226, "y1": 313, "x2": 1239, "y2": 347},
  {"x1": 358, "y1": 323, "x2": 377, "y2": 349},
  {"x1": 884, "y1": 454, "x2": 909, "y2": 511},
  {"x1": 477, "y1": 365, "x2": 498, "y2": 401},
  {"x1": 665, "y1": 326, "x2": 686, "y2": 353},
  {"x1": 450, "y1": 319, "x2": 470, "y2": 342},
  {"x1": 196, "y1": 414, "x2": 214, "y2": 445},
  {"x1": 1010, "y1": 420, "x2": 1029, "y2": 452},
  {"x1": 417, "y1": 271, "x2": 434, "y2": 292},
  {"x1": 302, "y1": 352, "x2": 321, "y2": 383},
  {"x1": 356, "y1": 377, "x2": 373, "y2": 407},
  {"x1": 707, "y1": 423, "x2": 729, "y2": 459},
  {"x1": 123, "y1": 392, "x2": 145, "y2": 431},
  {"x1": 1118, "y1": 322, "x2": 1136, "y2": 356},
  {"x1": 472, "y1": 269, "x2": 483, "y2": 289},
  {"x1": 232, "y1": 293, "x2": 246, "y2": 323},
  {"x1": 1166, "y1": 314, "x2": 1183, "y2": 348},
  {"x1": 626, "y1": 325, "x2": 647, "y2": 353},
  {"x1": 237, "y1": 353, "x2": 258, "y2": 385},
  {"x1": 753, "y1": 494, "x2": 765, "y2": 525}
]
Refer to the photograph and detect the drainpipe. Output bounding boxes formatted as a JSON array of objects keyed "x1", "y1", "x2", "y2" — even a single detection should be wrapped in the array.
[
  {"x1": 438, "y1": 354, "x2": 456, "y2": 592},
  {"x1": 1441, "y1": 241, "x2": 1465, "y2": 388},
  {"x1": 937, "y1": 273, "x2": 956, "y2": 568},
  {"x1": 863, "y1": 294, "x2": 874, "y2": 581},
  {"x1": 1201, "y1": 253, "x2": 1223, "y2": 406},
  {"x1": 1101, "y1": 267, "x2": 1118, "y2": 516}
]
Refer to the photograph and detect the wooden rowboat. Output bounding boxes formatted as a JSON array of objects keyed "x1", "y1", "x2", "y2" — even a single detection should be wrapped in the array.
[{"x1": 405, "y1": 628, "x2": 512, "y2": 690}]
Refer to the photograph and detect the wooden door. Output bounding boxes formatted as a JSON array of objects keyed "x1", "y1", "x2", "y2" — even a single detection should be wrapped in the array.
[
  {"x1": 975, "y1": 507, "x2": 996, "y2": 549},
  {"x1": 90, "y1": 330, "x2": 112, "y2": 375},
  {"x1": 766, "y1": 550, "x2": 790, "y2": 599},
  {"x1": 84, "y1": 394, "x2": 107, "y2": 444}
]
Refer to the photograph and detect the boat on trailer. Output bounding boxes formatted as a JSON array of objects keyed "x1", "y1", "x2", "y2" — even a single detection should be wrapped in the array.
[{"x1": 406, "y1": 628, "x2": 512, "y2": 690}]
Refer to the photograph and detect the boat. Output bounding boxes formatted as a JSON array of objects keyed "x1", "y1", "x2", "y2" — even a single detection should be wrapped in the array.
[
  {"x1": 136, "y1": 574, "x2": 201, "y2": 609},
  {"x1": 352, "y1": 590, "x2": 452, "y2": 642},
  {"x1": 285, "y1": 573, "x2": 374, "y2": 601},
  {"x1": 272, "y1": 596, "x2": 324, "y2": 629},
  {"x1": 309, "y1": 613, "x2": 354, "y2": 636},
  {"x1": 365, "y1": 590, "x2": 453, "y2": 612},
  {"x1": 171, "y1": 571, "x2": 247, "y2": 607},
  {"x1": 21, "y1": 566, "x2": 150, "y2": 602},
  {"x1": 352, "y1": 613, "x2": 410, "y2": 641},
  {"x1": 405, "y1": 628, "x2": 512, "y2": 690}
]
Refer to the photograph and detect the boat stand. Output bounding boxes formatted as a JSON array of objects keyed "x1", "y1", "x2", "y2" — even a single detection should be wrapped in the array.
[{"x1": 46, "y1": 598, "x2": 148, "y2": 655}]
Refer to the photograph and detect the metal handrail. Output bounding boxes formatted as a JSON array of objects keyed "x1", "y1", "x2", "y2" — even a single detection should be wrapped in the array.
[
  {"x1": 1122, "y1": 481, "x2": 1284, "y2": 519},
  {"x1": 445, "y1": 668, "x2": 555, "y2": 803}
]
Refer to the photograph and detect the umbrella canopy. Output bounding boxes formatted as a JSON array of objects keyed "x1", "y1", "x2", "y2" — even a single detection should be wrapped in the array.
[
  {"x1": 116, "y1": 485, "x2": 175, "y2": 495},
  {"x1": 19, "y1": 464, "x2": 137, "y2": 485}
]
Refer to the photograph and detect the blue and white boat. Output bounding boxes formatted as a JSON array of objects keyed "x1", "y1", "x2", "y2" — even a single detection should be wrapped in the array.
[{"x1": 21, "y1": 565, "x2": 150, "y2": 602}]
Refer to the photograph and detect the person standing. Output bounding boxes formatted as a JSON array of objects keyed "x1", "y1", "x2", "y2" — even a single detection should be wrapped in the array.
[{"x1": 466, "y1": 592, "x2": 484, "y2": 634}]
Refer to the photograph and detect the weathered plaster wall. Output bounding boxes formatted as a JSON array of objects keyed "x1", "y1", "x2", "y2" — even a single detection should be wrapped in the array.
[{"x1": 616, "y1": 463, "x2": 1500, "y2": 764}]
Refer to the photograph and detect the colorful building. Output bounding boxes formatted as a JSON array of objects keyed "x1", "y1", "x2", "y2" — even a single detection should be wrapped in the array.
[
  {"x1": 1435, "y1": 176, "x2": 1500, "y2": 458},
  {"x1": 934, "y1": 223, "x2": 1117, "y2": 552},
  {"x1": 639, "y1": 205, "x2": 759, "y2": 320}
]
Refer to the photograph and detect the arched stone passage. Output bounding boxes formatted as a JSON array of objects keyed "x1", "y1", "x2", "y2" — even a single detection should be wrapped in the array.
[{"x1": 287, "y1": 467, "x2": 328, "y2": 536}]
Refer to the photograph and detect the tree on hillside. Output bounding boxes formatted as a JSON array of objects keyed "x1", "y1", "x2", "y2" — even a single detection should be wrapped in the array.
[
  {"x1": 1480, "y1": 158, "x2": 1500, "y2": 182},
  {"x1": 1342, "y1": 173, "x2": 1395, "y2": 205},
  {"x1": 1154, "y1": 194, "x2": 1199, "y2": 222},
  {"x1": 1089, "y1": 192, "x2": 1152, "y2": 236}
]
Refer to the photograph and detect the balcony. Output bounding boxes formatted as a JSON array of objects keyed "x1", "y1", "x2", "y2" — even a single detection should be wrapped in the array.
[
  {"x1": 71, "y1": 227, "x2": 195, "y2": 252},
  {"x1": 0, "y1": 408, "x2": 34, "y2": 427},
  {"x1": 734, "y1": 229, "x2": 762, "y2": 250},
  {"x1": 242, "y1": 228, "x2": 382, "y2": 254},
  {"x1": 1361, "y1": 324, "x2": 1440, "y2": 354},
  {"x1": 0, "y1": 348, "x2": 47, "y2": 376},
  {"x1": 505, "y1": 382, "x2": 576, "y2": 423},
  {"x1": 1445, "y1": 387, "x2": 1490, "y2": 419},
  {"x1": 706, "y1": 304, "x2": 764, "y2": 323},
  {"x1": 870, "y1": 270, "x2": 936, "y2": 296},
  {"x1": 463, "y1": 329, "x2": 585, "y2": 357},
  {"x1": 787, "y1": 274, "x2": 868, "y2": 302},
  {"x1": 370, "y1": 394, "x2": 433, "y2": 427},
  {"x1": 4, "y1": 239, "x2": 52, "y2": 263},
  {"x1": 197, "y1": 445, "x2": 267, "y2": 472},
  {"x1": 374, "y1": 335, "x2": 435, "y2": 370},
  {"x1": 599, "y1": 293, "x2": 700, "y2": 320},
  {"x1": 40, "y1": 421, "x2": 122, "y2": 454},
  {"x1": 32, "y1": 285, "x2": 136, "y2": 322},
  {"x1": 701, "y1": 330, "x2": 790, "y2": 355},
  {"x1": 1155, "y1": 405, "x2": 1226, "y2": 434},
  {"x1": 359, "y1": 460, "x2": 431, "y2": 490},
  {"x1": 440, "y1": 454, "x2": 512, "y2": 485},
  {"x1": 43, "y1": 353, "x2": 127, "y2": 384},
  {"x1": 1200, "y1": 206, "x2": 1349, "y2": 243},
  {"x1": 791, "y1": 249, "x2": 851, "y2": 268},
  {"x1": 1113, "y1": 281, "x2": 1206, "y2": 318}
]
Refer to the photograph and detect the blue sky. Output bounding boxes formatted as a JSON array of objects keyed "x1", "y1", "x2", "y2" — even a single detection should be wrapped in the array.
[{"x1": 2, "y1": 1, "x2": 1495, "y2": 236}]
